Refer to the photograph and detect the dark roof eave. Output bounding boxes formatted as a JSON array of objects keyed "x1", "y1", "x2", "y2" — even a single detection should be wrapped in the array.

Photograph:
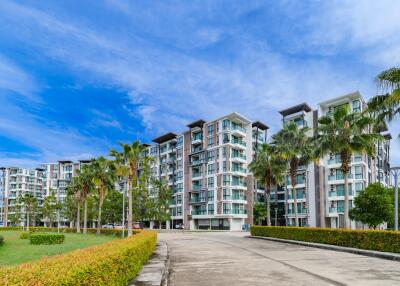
[
  {"x1": 152, "y1": 132, "x2": 177, "y2": 144},
  {"x1": 252, "y1": 121, "x2": 269, "y2": 130},
  {"x1": 279, "y1": 103, "x2": 312, "y2": 116},
  {"x1": 187, "y1": 119, "x2": 206, "y2": 129}
]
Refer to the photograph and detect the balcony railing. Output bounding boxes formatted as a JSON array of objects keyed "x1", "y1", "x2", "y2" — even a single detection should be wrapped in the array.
[
  {"x1": 231, "y1": 153, "x2": 246, "y2": 160},
  {"x1": 191, "y1": 210, "x2": 206, "y2": 215},
  {"x1": 232, "y1": 209, "x2": 247, "y2": 214},
  {"x1": 232, "y1": 166, "x2": 247, "y2": 173},
  {"x1": 328, "y1": 173, "x2": 352, "y2": 181},
  {"x1": 192, "y1": 172, "x2": 203, "y2": 178},
  {"x1": 232, "y1": 125, "x2": 246, "y2": 133},
  {"x1": 232, "y1": 138, "x2": 246, "y2": 147},
  {"x1": 232, "y1": 195, "x2": 247, "y2": 201}
]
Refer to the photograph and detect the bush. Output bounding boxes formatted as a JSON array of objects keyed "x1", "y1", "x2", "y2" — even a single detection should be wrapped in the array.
[
  {"x1": 0, "y1": 230, "x2": 157, "y2": 285},
  {"x1": 251, "y1": 226, "x2": 400, "y2": 253},
  {"x1": 30, "y1": 233, "x2": 65, "y2": 245},
  {"x1": 20, "y1": 232, "x2": 30, "y2": 239}
]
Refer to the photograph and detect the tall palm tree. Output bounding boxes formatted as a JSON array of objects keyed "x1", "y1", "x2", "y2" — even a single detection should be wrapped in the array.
[
  {"x1": 76, "y1": 165, "x2": 94, "y2": 234},
  {"x1": 66, "y1": 177, "x2": 82, "y2": 233},
  {"x1": 368, "y1": 67, "x2": 400, "y2": 123},
  {"x1": 249, "y1": 143, "x2": 285, "y2": 226},
  {"x1": 110, "y1": 141, "x2": 146, "y2": 237},
  {"x1": 91, "y1": 156, "x2": 116, "y2": 234},
  {"x1": 315, "y1": 105, "x2": 381, "y2": 229},
  {"x1": 272, "y1": 122, "x2": 314, "y2": 227},
  {"x1": 19, "y1": 193, "x2": 37, "y2": 232}
]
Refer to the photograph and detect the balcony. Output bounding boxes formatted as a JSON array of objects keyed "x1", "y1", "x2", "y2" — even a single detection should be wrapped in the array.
[
  {"x1": 190, "y1": 197, "x2": 206, "y2": 203},
  {"x1": 232, "y1": 195, "x2": 247, "y2": 201},
  {"x1": 232, "y1": 166, "x2": 247, "y2": 174},
  {"x1": 329, "y1": 207, "x2": 344, "y2": 213},
  {"x1": 192, "y1": 172, "x2": 203, "y2": 178},
  {"x1": 328, "y1": 189, "x2": 354, "y2": 197},
  {"x1": 231, "y1": 153, "x2": 246, "y2": 162},
  {"x1": 232, "y1": 209, "x2": 247, "y2": 214},
  {"x1": 231, "y1": 138, "x2": 246, "y2": 149},
  {"x1": 191, "y1": 210, "x2": 206, "y2": 215},
  {"x1": 192, "y1": 184, "x2": 204, "y2": 191},
  {"x1": 190, "y1": 159, "x2": 205, "y2": 166},
  {"x1": 328, "y1": 173, "x2": 352, "y2": 181},
  {"x1": 231, "y1": 125, "x2": 246, "y2": 136},
  {"x1": 288, "y1": 192, "x2": 306, "y2": 200},
  {"x1": 288, "y1": 208, "x2": 307, "y2": 215},
  {"x1": 191, "y1": 146, "x2": 203, "y2": 154}
]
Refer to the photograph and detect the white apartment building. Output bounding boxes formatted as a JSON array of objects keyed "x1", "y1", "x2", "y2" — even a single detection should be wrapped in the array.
[
  {"x1": 0, "y1": 167, "x2": 45, "y2": 226},
  {"x1": 280, "y1": 92, "x2": 391, "y2": 229}
]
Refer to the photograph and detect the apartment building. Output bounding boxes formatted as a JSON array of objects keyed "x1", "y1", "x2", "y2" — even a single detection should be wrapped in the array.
[
  {"x1": 0, "y1": 167, "x2": 45, "y2": 226},
  {"x1": 142, "y1": 113, "x2": 266, "y2": 230},
  {"x1": 280, "y1": 92, "x2": 391, "y2": 229}
]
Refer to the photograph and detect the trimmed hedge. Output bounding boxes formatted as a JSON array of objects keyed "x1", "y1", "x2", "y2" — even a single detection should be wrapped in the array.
[
  {"x1": 20, "y1": 232, "x2": 30, "y2": 239},
  {"x1": 251, "y1": 226, "x2": 400, "y2": 253},
  {"x1": 30, "y1": 233, "x2": 65, "y2": 245},
  {"x1": 0, "y1": 230, "x2": 157, "y2": 285},
  {"x1": 0, "y1": 227, "x2": 134, "y2": 236}
]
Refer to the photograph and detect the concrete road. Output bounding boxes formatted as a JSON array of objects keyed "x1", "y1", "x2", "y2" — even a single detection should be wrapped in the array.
[{"x1": 159, "y1": 231, "x2": 400, "y2": 286}]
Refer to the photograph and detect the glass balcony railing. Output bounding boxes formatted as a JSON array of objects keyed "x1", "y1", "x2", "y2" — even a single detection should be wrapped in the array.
[
  {"x1": 288, "y1": 208, "x2": 307, "y2": 215},
  {"x1": 231, "y1": 181, "x2": 246, "y2": 187},
  {"x1": 191, "y1": 210, "x2": 206, "y2": 215},
  {"x1": 192, "y1": 185, "x2": 203, "y2": 191},
  {"x1": 232, "y1": 194, "x2": 247, "y2": 201},
  {"x1": 192, "y1": 172, "x2": 203, "y2": 178},
  {"x1": 232, "y1": 138, "x2": 246, "y2": 147},
  {"x1": 190, "y1": 197, "x2": 206, "y2": 203},
  {"x1": 232, "y1": 125, "x2": 246, "y2": 133},
  {"x1": 288, "y1": 192, "x2": 306, "y2": 199},
  {"x1": 232, "y1": 209, "x2": 247, "y2": 214},
  {"x1": 328, "y1": 173, "x2": 352, "y2": 181},
  {"x1": 232, "y1": 166, "x2": 247, "y2": 173},
  {"x1": 190, "y1": 159, "x2": 205, "y2": 165},
  {"x1": 231, "y1": 153, "x2": 246, "y2": 160},
  {"x1": 328, "y1": 189, "x2": 353, "y2": 197}
]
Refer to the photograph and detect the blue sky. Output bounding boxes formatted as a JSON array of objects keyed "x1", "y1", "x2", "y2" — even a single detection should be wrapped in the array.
[{"x1": 1, "y1": 0, "x2": 400, "y2": 167}]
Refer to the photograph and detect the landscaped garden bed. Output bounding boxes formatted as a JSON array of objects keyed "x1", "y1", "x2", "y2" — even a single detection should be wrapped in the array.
[
  {"x1": 0, "y1": 230, "x2": 116, "y2": 267},
  {"x1": 0, "y1": 230, "x2": 157, "y2": 285},
  {"x1": 251, "y1": 226, "x2": 400, "y2": 253}
]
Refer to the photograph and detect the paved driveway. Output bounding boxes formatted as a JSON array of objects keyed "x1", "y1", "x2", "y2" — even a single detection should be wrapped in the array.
[{"x1": 159, "y1": 231, "x2": 400, "y2": 286}]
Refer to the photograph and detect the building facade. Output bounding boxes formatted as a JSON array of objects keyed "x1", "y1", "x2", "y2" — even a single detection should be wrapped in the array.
[{"x1": 279, "y1": 92, "x2": 391, "y2": 229}]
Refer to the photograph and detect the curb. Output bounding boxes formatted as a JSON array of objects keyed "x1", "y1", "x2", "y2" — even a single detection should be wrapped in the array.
[
  {"x1": 129, "y1": 241, "x2": 170, "y2": 286},
  {"x1": 248, "y1": 235, "x2": 400, "y2": 262}
]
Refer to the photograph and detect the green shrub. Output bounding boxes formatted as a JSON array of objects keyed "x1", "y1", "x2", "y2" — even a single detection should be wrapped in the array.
[
  {"x1": 0, "y1": 230, "x2": 157, "y2": 285},
  {"x1": 30, "y1": 233, "x2": 65, "y2": 245},
  {"x1": 19, "y1": 232, "x2": 30, "y2": 239},
  {"x1": 251, "y1": 226, "x2": 400, "y2": 253}
]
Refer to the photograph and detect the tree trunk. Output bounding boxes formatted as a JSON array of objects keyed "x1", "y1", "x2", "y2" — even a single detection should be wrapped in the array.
[
  {"x1": 27, "y1": 211, "x2": 30, "y2": 232},
  {"x1": 83, "y1": 199, "x2": 88, "y2": 234},
  {"x1": 97, "y1": 195, "x2": 103, "y2": 235},
  {"x1": 128, "y1": 179, "x2": 133, "y2": 237},
  {"x1": 344, "y1": 171, "x2": 350, "y2": 229},
  {"x1": 265, "y1": 180, "x2": 271, "y2": 226},
  {"x1": 77, "y1": 202, "x2": 81, "y2": 233}
]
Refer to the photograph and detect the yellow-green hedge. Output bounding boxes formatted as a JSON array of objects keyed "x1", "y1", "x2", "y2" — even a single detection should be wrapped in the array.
[
  {"x1": 251, "y1": 226, "x2": 400, "y2": 253},
  {"x1": 0, "y1": 230, "x2": 157, "y2": 285},
  {"x1": 30, "y1": 233, "x2": 65, "y2": 245}
]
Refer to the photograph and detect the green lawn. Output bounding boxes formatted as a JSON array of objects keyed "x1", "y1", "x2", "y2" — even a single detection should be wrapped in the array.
[{"x1": 0, "y1": 231, "x2": 116, "y2": 267}]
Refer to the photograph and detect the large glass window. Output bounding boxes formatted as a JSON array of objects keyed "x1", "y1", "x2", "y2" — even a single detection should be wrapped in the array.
[
  {"x1": 208, "y1": 177, "x2": 214, "y2": 188},
  {"x1": 352, "y1": 100, "x2": 361, "y2": 112},
  {"x1": 207, "y1": 164, "x2": 215, "y2": 175},
  {"x1": 355, "y1": 166, "x2": 363, "y2": 179},
  {"x1": 207, "y1": 190, "x2": 214, "y2": 201},
  {"x1": 208, "y1": 203, "x2": 214, "y2": 215},
  {"x1": 208, "y1": 124, "x2": 214, "y2": 135}
]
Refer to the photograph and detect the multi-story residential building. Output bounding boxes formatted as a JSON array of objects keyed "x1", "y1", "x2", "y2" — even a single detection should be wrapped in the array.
[
  {"x1": 0, "y1": 167, "x2": 45, "y2": 226},
  {"x1": 280, "y1": 92, "x2": 391, "y2": 229}
]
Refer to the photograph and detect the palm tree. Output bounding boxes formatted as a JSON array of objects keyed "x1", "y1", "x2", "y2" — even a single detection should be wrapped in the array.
[
  {"x1": 315, "y1": 105, "x2": 381, "y2": 228},
  {"x1": 19, "y1": 193, "x2": 37, "y2": 232},
  {"x1": 66, "y1": 177, "x2": 82, "y2": 232},
  {"x1": 272, "y1": 122, "x2": 314, "y2": 227},
  {"x1": 249, "y1": 143, "x2": 285, "y2": 226},
  {"x1": 76, "y1": 165, "x2": 94, "y2": 234},
  {"x1": 110, "y1": 141, "x2": 146, "y2": 237},
  {"x1": 91, "y1": 157, "x2": 116, "y2": 234},
  {"x1": 368, "y1": 67, "x2": 400, "y2": 123}
]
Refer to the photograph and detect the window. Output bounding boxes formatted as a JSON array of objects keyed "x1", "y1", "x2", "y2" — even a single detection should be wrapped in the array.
[
  {"x1": 160, "y1": 145, "x2": 167, "y2": 153},
  {"x1": 223, "y1": 175, "x2": 230, "y2": 186},
  {"x1": 176, "y1": 195, "x2": 182, "y2": 204},
  {"x1": 355, "y1": 182, "x2": 363, "y2": 194},
  {"x1": 176, "y1": 171, "x2": 183, "y2": 181},
  {"x1": 223, "y1": 203, "x2": 231, "y2": 214},
  {"x1": 207, "y1": 164, "x2": 215, "y2": 175},
  {"x1": 223, "y1": 133, "x2": 229, "y2": 143},
  {"x1": 223, "y1": 161, "x2": 226, "y2": 172},
  {"x1": 222, "y1": 119, "x2": 230, "y2": 130},
  {"x1": 207, "y1": 190, "x2": 214, "y2": 201},
  {"x1": 223, "y1": 188, "x2": 230, "y2": 200},
  {"x1": 222, "y1": 147, "x2": 227, "y2": 158},
  {"x1": 208, "y1": 136, "x2": 214, "y2": 147},
  {"x1": 207, "y1": 150, "x2": 214, "y2": 161},
  {"x1": 177, "y1": 207, "x2": 182, "y2": 216},
  {"x1": 208, "y1": 203, "x2": 214, "y2": 215},
  {"x1": 352, "y1": 100, "x2": 361, "y2": 112},
  {"x1": 208, "y1": 177, "x2": 214, "y2": 188},
  {"x1": 176, "y1": 136, "x2": 183, "y2": 148},
  {"x1": 208, "y1": 124, "x2": 214, "y2": 135},
  {"x1": 355, "y1": 166, "x2": 363, "y2": 179}
]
